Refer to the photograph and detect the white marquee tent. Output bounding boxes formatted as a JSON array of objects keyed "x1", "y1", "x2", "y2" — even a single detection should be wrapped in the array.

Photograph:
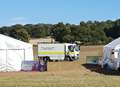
[
  {"x1": 103, "y1": 37, "x2": 120, "y2": 60},
  {"x1": 0, "y1": 34, "x2": 33, "y2": 72}
]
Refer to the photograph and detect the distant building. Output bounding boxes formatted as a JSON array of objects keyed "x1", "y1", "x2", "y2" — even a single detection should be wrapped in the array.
[{"x1": 29, "y1": 36, "x2": 55, "y2": 45}]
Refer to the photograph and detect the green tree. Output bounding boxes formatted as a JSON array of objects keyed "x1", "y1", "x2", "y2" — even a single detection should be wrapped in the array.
[{"x1": 10, "y1": 28, "x2": 30, "y2": 42}]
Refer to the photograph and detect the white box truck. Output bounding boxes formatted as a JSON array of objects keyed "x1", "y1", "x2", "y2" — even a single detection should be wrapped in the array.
[{"x1": 38, "y1": 43, "x2": 80, "y2": 61}]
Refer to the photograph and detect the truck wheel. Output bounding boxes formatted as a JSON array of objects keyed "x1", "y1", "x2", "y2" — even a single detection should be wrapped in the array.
[
  {"x1": 48, "y1": 57, "x2": 51, "y2": 61},
  {"x1": 69, "y1": 57, "x2": 74, "y2": 61},
  {"x1": 64, "y1": 56, "x2": 70, "y2": 61},
  {"x1": 118, "y1": 68, "x2": 120, "y2": 72}
]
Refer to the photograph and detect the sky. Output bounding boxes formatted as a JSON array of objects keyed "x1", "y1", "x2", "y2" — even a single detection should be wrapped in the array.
[{"x1": 0, "y1": 0, "x2": 120, "y2": 26}]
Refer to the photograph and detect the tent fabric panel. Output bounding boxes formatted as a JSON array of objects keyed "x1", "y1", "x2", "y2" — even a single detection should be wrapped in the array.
[
  {"x1": 0, "y1": 49, "x2": 25, "y2": 72},
  {"x1": 104, "y1": 37, "x2": 120, "y2": 49},
  {"x1": 103, "y1": 47, "x2": 112, "y2": 60},
  {"x1": 0, "y1": 50, "x2": 6, "y2": 71},
  {"x1": 24, "y1": 47, "x2": 33, "y2": 61},
  {"x1": 0, "y1": 34, "x2": 32, "y2": 49},
  {"x1": 103, "y1": 37, "x2": 120, "y2": 59},
  {"x1": 6, "y1": 50, "x2": 24, "y2": 71},
  {"x1": 0, "y1": 34, "x2": 33, "y2": 71}
]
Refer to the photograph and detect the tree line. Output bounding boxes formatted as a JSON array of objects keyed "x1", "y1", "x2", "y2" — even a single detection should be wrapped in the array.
[{"x1": 0, "y1": 19, "x2": 120, "y2": 45}]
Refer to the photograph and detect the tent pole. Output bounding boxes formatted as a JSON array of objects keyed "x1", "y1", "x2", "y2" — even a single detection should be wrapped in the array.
[
  {"x1": 6, "y1": 49, "x2": 7, "y2": 72},
  {"x1": 24, "y1": 49, "x2": 25, "y2": 60}
]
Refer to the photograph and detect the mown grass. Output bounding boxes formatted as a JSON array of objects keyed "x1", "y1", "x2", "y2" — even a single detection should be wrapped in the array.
[
  {"x1": 0, "y1": 71, "x2": 120, "y2": 87},
  {"x1": 0, "y1": 46, "x2": 120, "y2": 87}
]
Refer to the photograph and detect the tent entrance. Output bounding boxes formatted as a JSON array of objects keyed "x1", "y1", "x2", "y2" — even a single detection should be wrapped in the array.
[{"x1": 0, "y1": 49, "x2": 25, "y2": 71}]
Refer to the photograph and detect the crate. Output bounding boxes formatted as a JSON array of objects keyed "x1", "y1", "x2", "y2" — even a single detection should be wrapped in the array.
[{"x1": 86, "y1": 56, "x2": 101, "y2": 64}]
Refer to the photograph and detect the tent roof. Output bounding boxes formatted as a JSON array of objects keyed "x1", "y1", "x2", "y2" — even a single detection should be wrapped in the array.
[
  {"x1": 0, "y1": 34, "x2": 32, "y2": 49},
  {"x1": 104, "y1": 37, "x2": 120, "y2": 49}
]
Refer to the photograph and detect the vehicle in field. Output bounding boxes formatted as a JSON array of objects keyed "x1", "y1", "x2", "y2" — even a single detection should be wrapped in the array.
[{"x1": 38, "y1": 43, "x2": 80, "y2": 61}]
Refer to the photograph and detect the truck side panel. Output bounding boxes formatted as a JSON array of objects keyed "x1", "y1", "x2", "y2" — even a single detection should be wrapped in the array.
[{"x1": 38, "y1": 44, "x2": 65, "y2": 60}]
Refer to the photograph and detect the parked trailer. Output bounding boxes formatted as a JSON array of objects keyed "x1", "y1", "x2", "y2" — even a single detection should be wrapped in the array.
[{"x1": 38, "y1": 43, "x2": 80, "y2": 61}]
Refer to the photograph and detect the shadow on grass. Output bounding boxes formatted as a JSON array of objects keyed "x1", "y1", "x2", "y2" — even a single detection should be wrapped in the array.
[{"x1": 82, "y1": 64, "x2": 120, "y2": 76}]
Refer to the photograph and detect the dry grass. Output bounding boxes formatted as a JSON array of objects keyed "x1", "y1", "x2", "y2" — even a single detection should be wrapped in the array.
[{"x1": 0, "y1": 46, "x2": 120, "y2": 87}]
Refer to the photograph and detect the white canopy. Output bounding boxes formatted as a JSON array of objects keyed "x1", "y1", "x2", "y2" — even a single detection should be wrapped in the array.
[
  {"x1": 103, "y1": 37, "x2": 120, "y2": 60},
  {"x1": 104, "y1": 37, "x2": 120, "y2": 49},
  {"x1": 0, "y1": 34, "x2": 33, "y2": 71}
]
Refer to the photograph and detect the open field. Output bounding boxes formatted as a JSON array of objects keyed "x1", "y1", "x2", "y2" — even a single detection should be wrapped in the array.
[{"x1": 0, "y1": 46, "x2": 120, "y2": 87}]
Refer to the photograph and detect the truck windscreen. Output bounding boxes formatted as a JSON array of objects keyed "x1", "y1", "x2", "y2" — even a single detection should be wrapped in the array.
[
  {"x1": 68, "y1": 45, "x2": 74, "y2": 52},
  {"x1": 75, "y1": 46, "x2": 80, "y2": 51}
]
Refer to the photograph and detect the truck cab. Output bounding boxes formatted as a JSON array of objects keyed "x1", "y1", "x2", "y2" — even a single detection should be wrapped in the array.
[{"x1": 65, "y1": 43, "x2": 80, "y2": 61}]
